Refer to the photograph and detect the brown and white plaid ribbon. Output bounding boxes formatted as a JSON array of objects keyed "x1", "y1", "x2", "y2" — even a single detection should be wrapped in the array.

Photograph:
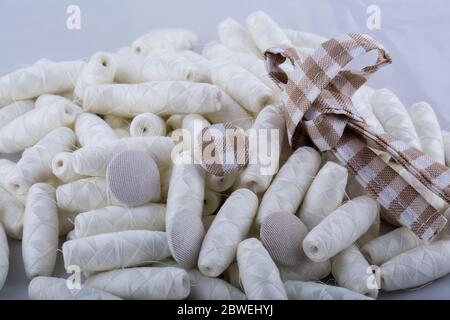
[{"x1": 264, "y1": 33, "x2": 450, "y2": 241}]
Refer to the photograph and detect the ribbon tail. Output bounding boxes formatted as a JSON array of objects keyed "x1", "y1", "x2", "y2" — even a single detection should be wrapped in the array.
[
  {"x1": 332, "y1": 130, "x2": 447, "y2": 241},
  {"x1": 348, "y1": 121, "x2": 450, "y2": 204}
]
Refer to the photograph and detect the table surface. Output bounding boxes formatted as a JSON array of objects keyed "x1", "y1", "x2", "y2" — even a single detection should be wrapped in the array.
[{"x1": 1, "y1": 0, "x2": 450, "y2": 300}]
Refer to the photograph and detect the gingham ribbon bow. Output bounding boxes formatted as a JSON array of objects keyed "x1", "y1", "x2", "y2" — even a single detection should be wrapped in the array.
[{"x1": 265, "y1": 33, "x2": 450, "y2": 241}]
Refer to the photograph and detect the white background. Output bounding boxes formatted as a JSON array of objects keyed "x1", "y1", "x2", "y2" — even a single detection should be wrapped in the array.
[
  {"x1": 1, "y1": 0, "x2": 449, "y2": 128},
  {"x1": 0, "y1": 0, "x2": 450, "y2": 299}
]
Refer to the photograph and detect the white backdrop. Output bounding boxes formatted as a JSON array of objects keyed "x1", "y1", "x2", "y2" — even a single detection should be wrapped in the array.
[
  {"x1": 0, "y1": 0, "x2": 450, "y2": 299},
  {"x1": 1, "y1": 0, "x2": 449, "y2": 128}
]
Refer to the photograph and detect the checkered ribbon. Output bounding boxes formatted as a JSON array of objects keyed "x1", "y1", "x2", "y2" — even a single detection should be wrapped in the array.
[{"x1": 264, "y1": 33, "x2": 450, "y2": 241}]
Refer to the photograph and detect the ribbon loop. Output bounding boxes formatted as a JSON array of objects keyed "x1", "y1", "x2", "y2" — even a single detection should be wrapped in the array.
[
  {"x1": 265, "y1": 33, "x2": 392, "y2": 146},
  {"x1": 264, "y1": 46, "x2": 302, "y2": 90}
]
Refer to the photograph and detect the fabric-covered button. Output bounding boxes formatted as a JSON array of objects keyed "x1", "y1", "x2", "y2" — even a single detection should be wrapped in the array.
[{"x1": 106, "y1": 150, "x2": 160, "y2": 207}]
